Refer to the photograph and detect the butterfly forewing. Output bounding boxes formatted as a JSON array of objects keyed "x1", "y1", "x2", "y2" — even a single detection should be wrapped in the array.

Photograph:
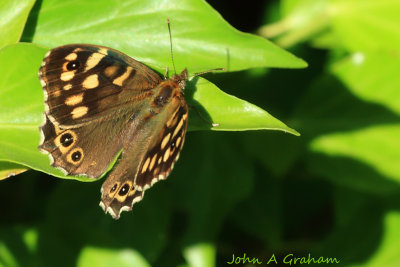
[{"x1": 39, "y1": 44, "x2": 162, "y2": 127}]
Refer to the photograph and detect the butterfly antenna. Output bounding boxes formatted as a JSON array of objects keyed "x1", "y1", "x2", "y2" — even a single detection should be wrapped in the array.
[
  {"x1": 192, "y1": 68, "x2": 225, "y2": 77},
  {"x1": 167, "y1": 18, "x2": 177, "y2": 75}
]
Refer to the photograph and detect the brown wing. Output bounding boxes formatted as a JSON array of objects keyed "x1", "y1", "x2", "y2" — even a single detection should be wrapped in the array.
[
  {"x1": 39, "y1": 44, "x2": 162, "y2": 127},
  {"x1": 39, "y1": 114, "x2": 129, "y2": 178},
  {"x1": 38, "y1": 44, "x2": 163, "y2": 177},
  {"x1": 99, "y1": 85, "x2": 188, "y2": 219}
]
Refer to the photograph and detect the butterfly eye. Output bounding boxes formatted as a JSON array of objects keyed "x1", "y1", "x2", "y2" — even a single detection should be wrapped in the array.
[
  {"x1": 118, "y1": 184, "x2": 130, "y2": 196},
  {"x1": 71, "y1": 150, "x2": 82, "y2": 162},
  {"x1": 60, "y1": 133, "x2": 74, "y2": 147},
  {"x1": 66, "y1": 60, "x2": 80, "y2": 71}
]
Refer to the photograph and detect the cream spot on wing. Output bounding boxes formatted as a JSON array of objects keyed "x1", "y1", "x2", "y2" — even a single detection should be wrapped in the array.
[
  {"x1": 173, "y1": 119, "x2": 184, "y2": 138},
  {"x1": 98, "y1": 48, "x2": 108, "y2": 55},
  {"x1": 65, "y1": 93, "x2": 84, "y2": 106},
  {"x1": 113, "y1": 66, "x2": 133, "y2": 86},
  {"x1": 149, "y1": 154, "x2": 157, "y2": 171},
  {"x1": 166, "y1": 108, "x2": 179, "y2": 127},
  {"x1": 60, "y1": 71, "x2": 75, "y2": 81},
  {"x1": 71, "y1": 106, "x2": 88, "y2": 119},
  {"x1": 132, "y1": 195, "x2": 143, "y2": 205},
  {"x1": 158, "y1": 156, "x2": 162, "y2": 164},
  {"x1": 119, "y1": 206, "x2": 131, "y2": 216},
  {"x1": 151, "y1": 177, "x2": 158, "y2": 186},
  {"x1": 143, "y1": 184, "x2": 150, "y2": 190},
  {"x1": 161, "y1": 133, "x2": 171, "y2": 150},
  {"x1": 85, "y1": 52, "x2": 105, "y2": 71},
  {"x1": 99, "y1": 201, "x2": 106, "y2": 211},
  {"x1": 53, "y1": 90, "x2": 61, "y2": 97},
  {"x1": 105, "y1": 65, "x2": 119, "y2": 77},
  {"x1": 83, "y1": 74, "x2": 99, "y2": 89},
  {"x1": 141, "y1": 157, "x2": 150, "y2": 174},
  {"x1": 106, "y1": 207, "x2": 116, "y2": 218},
  {"x1": 159, "y1": 174, "x2": 165, "y2": 180},
  {"x1": 163, "y1": 147, "x2": 171, "y2": 162},
  {"x1": 63, "y1": 84, "x2": 72, "y2": 90},
  {"x1": 176, "y1": 137, "x2": 182, "y2": 147},
  {"x1": 40, "y1": 79, "x2": 46, "y2": 87},
  {"x1": 65, "y1": 53, "x2": 77, "y2": 61}
]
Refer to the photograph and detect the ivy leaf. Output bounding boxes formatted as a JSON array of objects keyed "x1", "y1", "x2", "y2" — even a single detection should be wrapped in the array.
[
  {"x1": 25, "y1": 0, "x2": 306, "y2": 73},
  {"x1": 0, "y1": 162, "x2": 27, "y2": 180},
  {"x1": 0, "y1": 0, "x2": 35, "y2": 49},
  {"x1": 331, "y1": 52, "x2": 400, "y2": 116},
  {"x1": 77, "y1": 247, "x2": 151, "y2": 267},
  {"x1": 264, "y1": 0, "x2": 400, "y2": 52}
]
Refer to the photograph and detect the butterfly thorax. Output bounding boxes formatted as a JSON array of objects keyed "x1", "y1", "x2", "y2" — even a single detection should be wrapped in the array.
[{"x1": 151, "y1": 69, "x2": 188, "y2": 111}]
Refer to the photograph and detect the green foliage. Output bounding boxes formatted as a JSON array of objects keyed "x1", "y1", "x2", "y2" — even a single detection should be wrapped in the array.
[
  {"x1": 0, "y1": 0, "x2": 301, "y2": 180},
  {"x1": 1, "y1": 0, "x2": 399, "y2": 267},
  {"x1": 0, "y1": 0, "x2": 35, "y2": 50}
]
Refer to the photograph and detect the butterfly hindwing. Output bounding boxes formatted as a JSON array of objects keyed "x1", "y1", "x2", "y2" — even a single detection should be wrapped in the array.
[
  {"x1": 135, "y1": 104, "x2": 188, "y2": 190},
  {"x1": 39, "y1": 113, "x2": 129, "y2": 178}
]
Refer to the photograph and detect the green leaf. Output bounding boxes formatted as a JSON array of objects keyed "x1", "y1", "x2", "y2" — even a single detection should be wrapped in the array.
[
  {"x1": 0, "y1": 0, "x2": 35, "y2": 50},
  {"x1": 0, "y1": 44, "x2": 56, "y2": 177},
  {"x1": 187, "y1": 78, "x2": 299, "y2": 133},
  {"x1": 0, "y1": 162, "x2": 27, "y2": 180},
  {"x1": 331, "y1": 52, "x2": 400, "y2": 116},
  {"x1": 331, "y1": 0, "x2": 400, "y2": 53},
  {"x1": 309, "y1": 124, "x2": 400, "y2": 193},
  {"x1": 26, "y1": 0, "x2": 306, "y2": 73},
  {"x1": 77, "y1": 247, "x2": 151, "y2": 267},
  {"x1": 300, "y1": 52, "x2": 400, "y2": 193},
  {"x1": 0, "y1": 43, "x2": 298, "y2": 180},
  {"x1": 259, "y1": 0, "x2": 331, "y2": 47},
  {"x1": 183, "y1": 243, "x2": 215, "y2": 267},
  {"x1": 264, "y1": 0, "x2": 400, "y2": 52},
  {"x1": 294, "y1": 70, "x2": 400, "y2": 193},
  {"x1": 356, "y1": 211, "x2": 400, "y2": 266}
]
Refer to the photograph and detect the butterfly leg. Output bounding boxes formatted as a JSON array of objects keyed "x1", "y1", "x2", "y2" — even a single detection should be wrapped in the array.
[
  {"x1": 163, "y1": 66, "x2": 169, "y2": 79},
  {"x1": 189, "y1": 105, "x2": 219, "y2": 127}
]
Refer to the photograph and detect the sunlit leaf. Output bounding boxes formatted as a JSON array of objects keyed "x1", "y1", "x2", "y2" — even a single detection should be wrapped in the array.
[
  {"x1": 26, "y1": 0, "x2": 306, "y2": 73},
  {"x1": 0, "y1": 0, "x2": 35, "y2": 49}
]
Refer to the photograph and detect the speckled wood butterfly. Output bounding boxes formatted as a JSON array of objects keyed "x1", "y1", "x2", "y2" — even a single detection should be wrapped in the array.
[{"x1": 38, "y1": 26, "x2": 190, "y2": 219}]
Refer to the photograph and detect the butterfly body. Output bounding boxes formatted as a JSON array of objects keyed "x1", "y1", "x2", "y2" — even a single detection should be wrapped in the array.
[{"x1": 39, "y1": 44, "x2": 188, "y2": 219}]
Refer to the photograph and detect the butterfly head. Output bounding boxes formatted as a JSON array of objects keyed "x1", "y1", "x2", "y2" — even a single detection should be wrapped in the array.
[{"x1": 171, "y1": 68, "x2": 188, "y2": 92}]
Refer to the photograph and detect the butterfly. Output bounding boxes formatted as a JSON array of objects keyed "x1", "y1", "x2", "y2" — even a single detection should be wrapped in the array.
[{"x1": 38, "y1": 42, "x2": 189, "y2": 219}]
